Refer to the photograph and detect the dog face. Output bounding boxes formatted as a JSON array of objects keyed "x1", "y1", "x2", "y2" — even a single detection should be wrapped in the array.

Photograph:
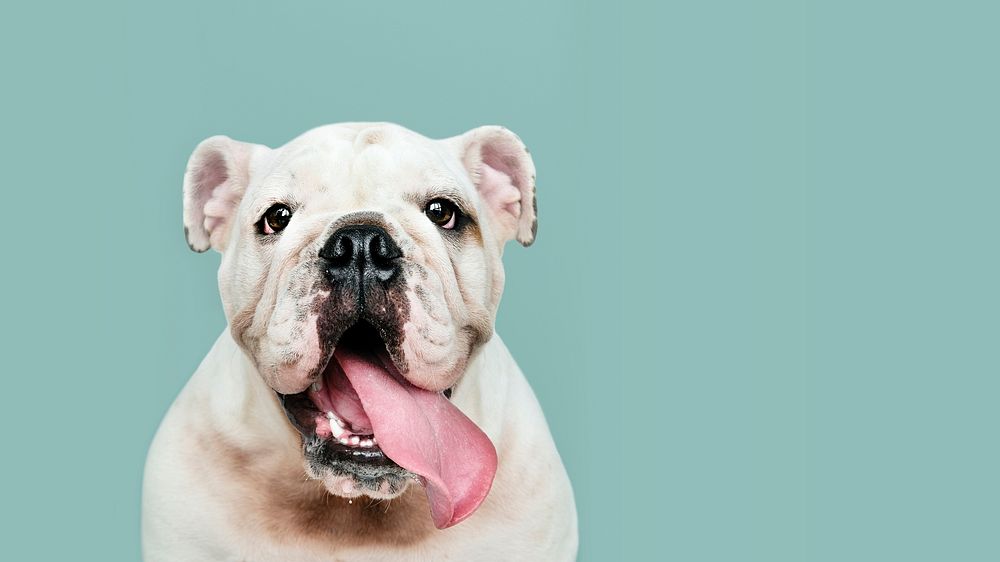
[{"x1": 181, "y1": 123, "x2": 535, "y2": 522}]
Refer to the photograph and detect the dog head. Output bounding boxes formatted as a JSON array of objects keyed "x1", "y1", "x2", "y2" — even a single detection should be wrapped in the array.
[{"x1": 182, "y1": 123, "x2": 536, "y2": 528}]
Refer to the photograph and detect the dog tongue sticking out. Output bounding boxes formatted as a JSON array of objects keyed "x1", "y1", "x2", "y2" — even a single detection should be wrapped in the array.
[{"x1": 331, "y1": 348, "x2": 498, "y2": 529}]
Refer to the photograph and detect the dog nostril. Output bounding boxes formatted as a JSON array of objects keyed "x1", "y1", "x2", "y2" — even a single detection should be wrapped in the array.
[
  {"x1": 330, "y1": 236, "x2": 354, "y2": 266},
  {"x1": 369, "y1": 235, "x2": 395, "y2": 267},
  {"x1": 368, "y1": 237, "x2": 400, "y2": 285}
]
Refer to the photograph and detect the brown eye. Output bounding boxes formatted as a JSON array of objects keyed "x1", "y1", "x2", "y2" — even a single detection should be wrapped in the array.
[
  {"x1": 260, "y1": 204, "x2": 292, "y2": 235},
  {"x1": 424, "y1": 199, "x2": 458, "y2": 229}
]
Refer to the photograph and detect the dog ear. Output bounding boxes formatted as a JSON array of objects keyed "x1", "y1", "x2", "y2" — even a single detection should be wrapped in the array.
[
  {"x1": 182, "y1": 136, "x2": 266, "y2": 253},
  {"x1": 449, "y1": 126, "x2": 537, "y2": 247}
]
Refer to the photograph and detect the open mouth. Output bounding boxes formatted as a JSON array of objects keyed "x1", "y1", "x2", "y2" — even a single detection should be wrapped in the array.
[
  {"x1": 277, "y1": 320, "x2": 498, "y2": 529},
  {"x1": 279, "y1": 322, "x2": 417, "y2": 476}
]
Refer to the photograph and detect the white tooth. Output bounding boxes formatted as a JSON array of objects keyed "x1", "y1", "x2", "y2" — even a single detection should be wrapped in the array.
[
  {"x1": 371, "y1": 437, "x2": 378, "y2": 445},
  {"x1": 339, "y1": 437, "x2": 349, "y2": 445},
  {"x1": 330, "y1": 423, "x2": 345, "y2": 439},
  {"x1": 311, "y1": 380, "x2": 323, "y2": 392},
  {"x1": 326, "y1": 410, "x2": 346, "y2": 426},
  {"x1": 350, "y1": 436, "x2": 360, "y2": 446}
]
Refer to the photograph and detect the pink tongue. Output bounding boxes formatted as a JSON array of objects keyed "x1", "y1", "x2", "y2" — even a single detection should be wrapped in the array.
[{"x1": 333, "y1": 349, "x2": 498, "y2": 529}]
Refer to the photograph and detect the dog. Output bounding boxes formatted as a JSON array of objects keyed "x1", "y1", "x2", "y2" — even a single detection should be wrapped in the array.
[{"x1": 142, "y1": 123, "x2": 578, "y2": 561}]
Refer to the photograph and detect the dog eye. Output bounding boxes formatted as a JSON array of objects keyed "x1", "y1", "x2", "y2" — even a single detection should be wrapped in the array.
[
  {"x1": 259, "y1": 204, "x2": 293, "y2": 235},
  {"x1": 424, "y1": 199, "x2": 458, "y2": 229}
]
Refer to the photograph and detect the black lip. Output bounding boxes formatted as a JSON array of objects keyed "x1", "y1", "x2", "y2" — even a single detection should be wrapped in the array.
[
  {"x1": 304, "y1": 434, "x2": 396, "y2": 467},
  {"x1": 303, "y1": 434, "x2": 414, "y2": 494},
  {"x1": 277, "y1": 390, "x2": 325, "y2": 437}
]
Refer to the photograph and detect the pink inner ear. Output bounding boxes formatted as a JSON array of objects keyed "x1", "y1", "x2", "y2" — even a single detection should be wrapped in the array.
[
  {"x1": 478, "y1": 163, "x2": 522, "y2": 220},
  {"x1": 193, "y1": 151, "x2": 231, "y2": 236},
  {"x1": 467, "y1": 131, "x2": 535, "y2": 245},
  {"x1": 194, "y1": 151, "x2": 229, "y2": 195}
]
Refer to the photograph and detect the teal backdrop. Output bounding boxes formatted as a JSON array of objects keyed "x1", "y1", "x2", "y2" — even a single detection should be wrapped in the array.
[{"x1": 2, "y1": 1, "x2": 998, "y2": 560}]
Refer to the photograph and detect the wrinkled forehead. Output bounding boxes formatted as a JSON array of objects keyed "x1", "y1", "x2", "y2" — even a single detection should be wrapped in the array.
[{"x1": 249, "y1": 125, "x2": 472, "y2": 210}]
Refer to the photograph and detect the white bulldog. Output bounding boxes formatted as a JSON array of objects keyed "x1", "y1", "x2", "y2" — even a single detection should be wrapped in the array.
[{"x1": 142, "y1": 123, "x2": 578, "y2": 561}]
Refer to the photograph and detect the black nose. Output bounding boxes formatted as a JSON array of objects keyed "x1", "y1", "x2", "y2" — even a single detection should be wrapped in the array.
[{"x1": 319, "y1": 225, "x2": 402, "y2": 285}]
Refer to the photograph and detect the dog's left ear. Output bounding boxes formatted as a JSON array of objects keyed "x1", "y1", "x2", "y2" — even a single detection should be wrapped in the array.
[
  {"x1": 182, "y1": 136, "x2": 268, "y2": 253},
  {"x1": 449, "y1": 126, "x2": 537, "y2": 247}
]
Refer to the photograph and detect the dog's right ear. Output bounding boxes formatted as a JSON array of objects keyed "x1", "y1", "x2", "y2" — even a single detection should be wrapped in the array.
[{"x1": 182, "y1": 136, "x2": 267, "y2": 253}]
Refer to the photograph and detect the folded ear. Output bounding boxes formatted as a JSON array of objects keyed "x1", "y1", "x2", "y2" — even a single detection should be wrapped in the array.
[
  {"x1": 182, "y1": 136, "x2": 265, "y2": 253},
  {"x1": 449, "y1": 126, "x2": 537, "y2": 247}
]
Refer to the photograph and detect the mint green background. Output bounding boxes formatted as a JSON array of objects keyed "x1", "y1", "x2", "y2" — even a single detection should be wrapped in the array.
[{"x1": 2, "y1": 1, "x2": 998, "y2": 560}]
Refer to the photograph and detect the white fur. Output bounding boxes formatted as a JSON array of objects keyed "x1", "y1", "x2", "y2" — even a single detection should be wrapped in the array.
[
  {"x1": 143, "y1": 332, "x2": 577, "y2": 561},
  {"x1": 142, "y1": 123, "x2": 577, "y2": 560}
]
